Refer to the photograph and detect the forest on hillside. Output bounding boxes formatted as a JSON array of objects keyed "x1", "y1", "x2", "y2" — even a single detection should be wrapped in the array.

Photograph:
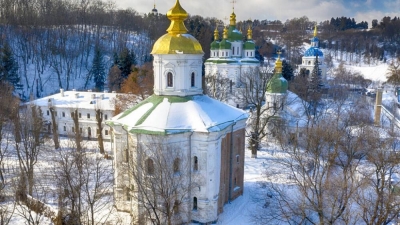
[{"x1": 0, "y1": 0, "x2": 398, "y2": 98}]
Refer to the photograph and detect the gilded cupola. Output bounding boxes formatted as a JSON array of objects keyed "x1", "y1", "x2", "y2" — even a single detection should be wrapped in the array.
[{"x1": 151, "y1": 0, "x2": 203, "y2": 55}]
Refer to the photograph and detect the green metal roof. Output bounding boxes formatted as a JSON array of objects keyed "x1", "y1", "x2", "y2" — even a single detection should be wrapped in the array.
[{"x1": 266, "y1": 73, "x2": 288, "y2": 93}]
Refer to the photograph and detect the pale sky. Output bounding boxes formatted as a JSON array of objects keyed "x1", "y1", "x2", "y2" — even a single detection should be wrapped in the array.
[{"x1": 116, "y1": 0, "x2": 399, "y2": 26}]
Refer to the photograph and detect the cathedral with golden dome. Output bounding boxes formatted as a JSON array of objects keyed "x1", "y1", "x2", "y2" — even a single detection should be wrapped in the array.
[
  {"x1": 109, "y1": 1, "x2": 247, "y2": 224},
  {"x1": 205, "y1": 9, "x2": 260, "y2": 107}
]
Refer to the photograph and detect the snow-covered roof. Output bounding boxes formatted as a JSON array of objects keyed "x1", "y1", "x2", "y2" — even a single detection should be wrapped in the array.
[
  {"x1": 30, "y1": 90, "x2": 118, "y2": 111},
  {"x1": 108, "y1": 95, "x2": 248, "y2": 135}
]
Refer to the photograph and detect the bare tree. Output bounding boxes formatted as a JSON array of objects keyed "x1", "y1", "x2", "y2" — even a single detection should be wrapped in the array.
[
  {"x1": 49, "y1": 105, "x2": 60, "y2": 149},
  {"x1": 354, "y1": 128, "x2": 400, "y2": 225},
  {"x1": 204, "y1": 73, "x2": 232, "y2": 102},
  {"x1": 0, "y1": 82, "x2": 17, "y2": 225},
  {"x1": 126, "y1": 137, "x2": 200, "y2": 225},
  {"x1": 94, "y1": 107, "x2": 105, "y2": 155},
  {"x1": 12, "y1": 103, "x2": 46, "y2": 196},
  {"x1": 54, "y1": 141, "x2": 113, "y2": 225},
  {"x1": 237, "y1": 67, "x2": 275, "y2": 158},
  {"x1": 71, "y1": 109, "x2": 82, "y2": 152}
]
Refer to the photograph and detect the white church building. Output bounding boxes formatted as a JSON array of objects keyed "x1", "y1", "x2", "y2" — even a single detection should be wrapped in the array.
[
  {"x1": 204, "y1": 10, "x2": 260, "y2": 108},
  {"x1": 108, "y1": 1, "x2": 248, "y2": 224},
  {"x1": 298, "y1": 26, "x2": 327, "y2": 81}
]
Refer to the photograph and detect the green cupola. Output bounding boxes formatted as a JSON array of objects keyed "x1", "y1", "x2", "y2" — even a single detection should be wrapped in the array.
[
  {"x1": 266, "y1": 53, "x2": 288, "y2": 93},
  {"x1": 227, "y1": 12, "x2": 243, "y2": 42},
  {"x1": 244, "y1": 26, "x2": 255, "y2": 50},
  {"x1": 211, "y1": 28, "x2": 220, "y2": 50},
  {"x1": 219, "y1": 27, "x2": 232, "y2": 50}
]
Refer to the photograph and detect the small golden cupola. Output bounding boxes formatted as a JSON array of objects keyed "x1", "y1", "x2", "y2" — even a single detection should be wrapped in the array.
[
  {"x1": 151, "y1": 0, "x2": 203, "y2": 55},
  {"x1": 247, "y1": 26, "x2": 253, "y2": 40},
  {"x1": 275, "y1": 50, "x2": 283, "y2": 73}
]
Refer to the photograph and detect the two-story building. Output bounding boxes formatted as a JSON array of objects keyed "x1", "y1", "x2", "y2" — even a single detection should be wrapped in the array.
[{"x1": 30, "y1": 89, "x2": 117, "y2": 140}]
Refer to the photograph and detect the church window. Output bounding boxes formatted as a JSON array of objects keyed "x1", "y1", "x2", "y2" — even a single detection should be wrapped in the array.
[
  {"x1": 88, "y1": 127, "x2": 91, "y2": 137},
  {"x1": 79, "y1": 113, "x2": 82, "y2": 118},
  {"x1": 125, "y1": 148, "x2": 129, "y2": 163},
  {"x1": 87, "y1": 113, "x2": 90, "y2": 119},
  {"x1": 193, "y1": 197, "x2": 198, "y2": 210},
  {"x1": 105, "y1": 130, "x2": 109, "y2": 135},
  {"x1": 147, "y1": 158, "x2": 154, "y2": 175},
  {"x1": 104, "y1": 114, "x2": 108, "y2": 120},
  {"x1": 273, "y1": 102, "x2": 277, "y2": 111},
  {"x1": 191, "y1": 72, "x2": 195, "y2": 87},
  {"x1": 246, "y1": 52, "x2": 248, "y2": 57},
  {"x1": 308, "y1": 61, "x2": 311, "y2": 65},
  {"x1": 62, "y1": 112, "x2": 65, "y2": 117},
  {"x1": 47, "y1": 110, "x2": 49, "y2": 116},
  {"x1": 194, "y1": 156, "x2": 198, "y2": 171},
  {"x1": 222, "y1": 52, "x2": 224, "y2": 57},
  {"x1": 63, "y1": 126, "x2": 66, "y2": 132},
  {"x1": 167, "y1": 72, "x2": 173, "y2": 87},
  {"x1": 173, "y1": 158, "x2": 180, "y2": 173},
  {"x1": 236, "y1": 155, "x2": 239, "y2": 163},
  {"x1": 126, "y1": 189, "x2": 130, "y2": 201},
  {"x1": 234, "y1": 177, "x2": 237, "y2": 186},
  {"x1": 173, "y1": 200, "x2": 180, "y2": 214}
]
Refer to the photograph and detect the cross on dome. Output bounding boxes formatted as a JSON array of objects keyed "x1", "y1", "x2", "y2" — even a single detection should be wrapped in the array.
[{"x1": 231, "y1": 0, "x2": 237, "y2": 11}]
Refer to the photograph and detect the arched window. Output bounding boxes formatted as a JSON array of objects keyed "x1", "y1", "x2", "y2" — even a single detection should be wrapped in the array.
[
  {"x1": 146, "y1": 158, "x2": 154, "y2": 175},
  {"x1": 173, "y1": 200, "x2": 180, "y2": 214},
  {"x1": 194, "y1": 156, "x2": 198, "y2": 171},
  {"x1": 87, "y1": 127, "x2": 91, "y2": 137},
  {"x1": 191, "y1": 72, "x2": 195, "y2": 87},
  {"x1": 173, "y1": 158, "x2": 180, "y2": 173},
  {"x1": 167, "y1": 72, "x2": 173, "y2": 87},
  {"x1": 193, "y1": 197, "x2": 198, "y2": 210}
]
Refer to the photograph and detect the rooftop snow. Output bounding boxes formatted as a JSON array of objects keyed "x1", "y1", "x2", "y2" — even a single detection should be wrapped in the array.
[
  {"x1": 109, "y1": 95, "x2": 248, "y2": 134},
  {"x1": 29, "y1": 90, "x2": 118, "y2": 111}
]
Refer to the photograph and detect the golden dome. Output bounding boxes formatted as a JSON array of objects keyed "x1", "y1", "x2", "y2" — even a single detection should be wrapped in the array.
[
  {"x1": 223, "y1": 27, "x2": 228, "y2": 39},
  {"x1": 247, "y1": 26, "x2": 252, "y2": 40},
  {"x1": 214, "y1": 27, "x2": 219, "y2": 40},
  {"x1": 275, "y1": 50, "x2": 283, "y2": 73},
  {"x1": 230, "y1": 12, "x2": 236, "y2": 26},
  {"x1": 314, "y1": 24, "x2": 317, "y2": 37},
  {"x1": 151, "y1": 0, "x2": 204, "y2": 55}
]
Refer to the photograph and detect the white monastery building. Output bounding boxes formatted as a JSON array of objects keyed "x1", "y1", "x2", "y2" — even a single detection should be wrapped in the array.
[
  {"x1": 108, "y1": 1, "x2": 248, "y2": 224},
  {"x1": 30, "y1": 89, "x2": 116, "y2": 140},
  {"x1": 204, "y1": 9, "x2": 260, "y2": 107}
]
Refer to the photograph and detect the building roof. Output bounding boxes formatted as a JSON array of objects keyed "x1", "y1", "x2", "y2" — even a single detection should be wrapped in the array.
[
  {"x1": 30, "y1": 90, "x2": 118, "y2": 111},
  {"x1": 108, "y1": 95, "x2": 248, "y2": 135},
  {"x1": 304, "y1": 47, "x2": 323, "y2": 57}
]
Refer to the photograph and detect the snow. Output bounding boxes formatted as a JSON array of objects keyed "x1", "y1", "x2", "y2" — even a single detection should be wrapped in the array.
[
  {"x1": 31, "y1": 90, "x2": 118, "y2": 111},
  {"x1": 347, "y1": 63, "x2": 389, "y2": 82},
  {"x1": 112, "y1": 95, "x2": 248, "y2": 133}
]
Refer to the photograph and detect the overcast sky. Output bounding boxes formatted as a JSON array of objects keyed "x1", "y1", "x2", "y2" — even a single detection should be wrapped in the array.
[{"x1": 116, "y1": 0, "x2": 399, "y2": 26}]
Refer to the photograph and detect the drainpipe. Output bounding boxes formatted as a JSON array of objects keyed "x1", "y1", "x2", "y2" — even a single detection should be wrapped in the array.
[{"x1": 228, "y1": 121, "x2": 237, "y2": 203}]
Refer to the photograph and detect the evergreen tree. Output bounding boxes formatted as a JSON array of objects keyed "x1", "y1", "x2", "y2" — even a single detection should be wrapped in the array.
[
  {"x1": 282, "y1": 60, "x2": 294, "y2": 81},
  {"x1": 309, "y1": 55, "x2": 322, "y2": 92},
  {"x1": 118, "y1": 48, "x2": 136, "y2": 79},
  {"x1": 91, "y1": 47, "x2": 106, "y2": 91},
  {"x1": 0, "y1": 42, "x2": 20, "y2": 89}
]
